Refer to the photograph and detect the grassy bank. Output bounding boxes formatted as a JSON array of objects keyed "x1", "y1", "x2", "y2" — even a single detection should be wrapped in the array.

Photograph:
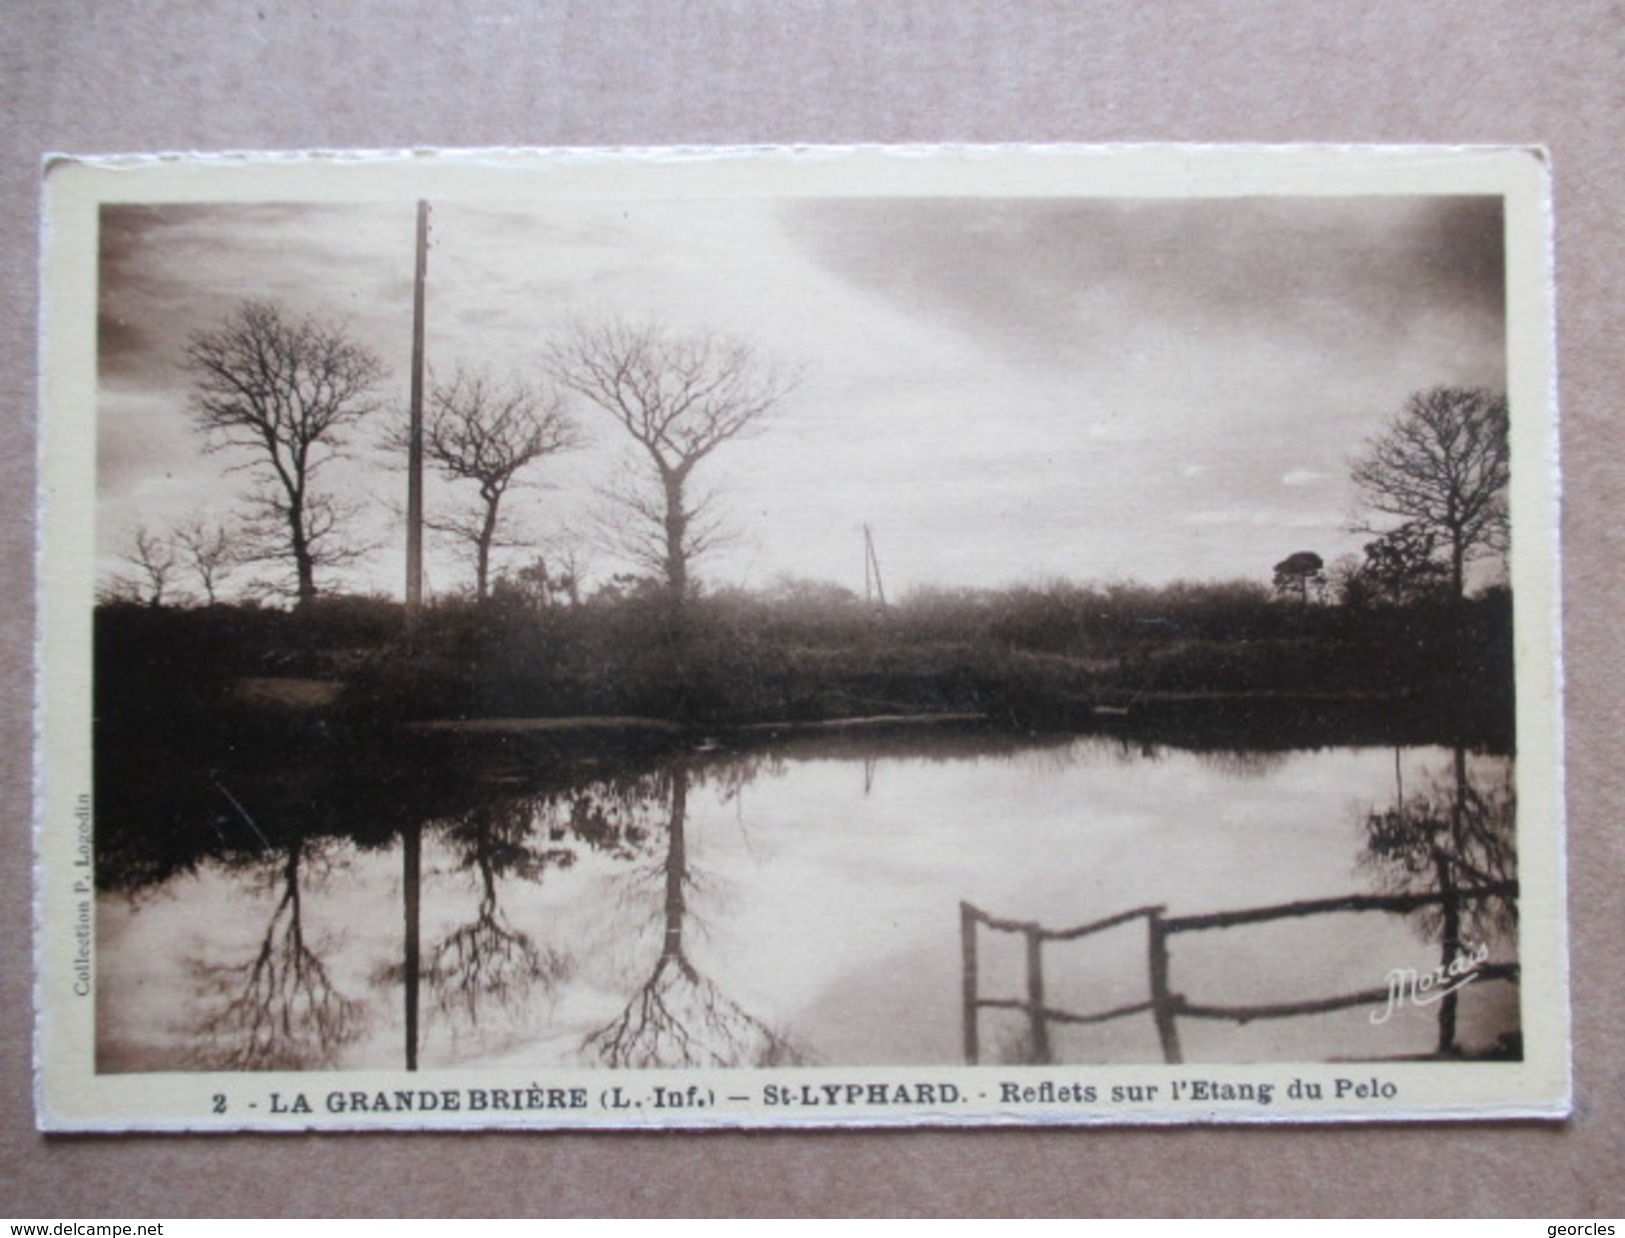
[{"x1": 95, "y1": 578, "x2": 1514, "y2": 751}]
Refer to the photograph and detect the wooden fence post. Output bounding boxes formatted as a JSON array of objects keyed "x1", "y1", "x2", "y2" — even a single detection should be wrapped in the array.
[
  {"x1": 960, "y1": 901, "x2": 980, "y2": 1065},
  {"x1": 1026, "y1": 925, "x2": 1051, "y2": 1064},
  {"x1": 1147, "y1": 910, "x2": 1182, "y2": 1065}
]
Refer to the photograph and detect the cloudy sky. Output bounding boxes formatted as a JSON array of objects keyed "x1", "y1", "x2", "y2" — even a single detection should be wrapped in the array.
[{"x1": 96, "y1": 189, "x2": 1506, "y2": 601}]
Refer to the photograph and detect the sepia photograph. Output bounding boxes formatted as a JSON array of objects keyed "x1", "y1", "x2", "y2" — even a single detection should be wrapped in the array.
[{"x1": 35, "y1": 145, "x2": 1566, "y2": 1129}]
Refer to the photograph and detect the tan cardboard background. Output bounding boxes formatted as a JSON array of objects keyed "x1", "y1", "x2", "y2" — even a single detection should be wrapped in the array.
[{"x1": 2, "y1": 1, "x2": 1619, "y2": 1217}]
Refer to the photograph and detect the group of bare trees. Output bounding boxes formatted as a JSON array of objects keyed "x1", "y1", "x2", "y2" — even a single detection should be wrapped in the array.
[
  {"x1": 130, "y1": 295, "x2": 1507, "y2": 618},
  {"x1": 115, "y1": 299, "x2": 795, "y2": 612},
  {"x1": 1273, "y1": 386, "x2": 1510, "y2": 609},
  {"x1": 105, "y1": 517, "x2": 241, "y2": 608}
]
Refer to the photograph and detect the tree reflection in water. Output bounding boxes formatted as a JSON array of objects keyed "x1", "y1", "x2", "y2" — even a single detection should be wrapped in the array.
[
  {"x1": 1193, "y1": 748, "x2": 1290, "y2": 779},
  {"x1": 423, "y1": 798, "x2": 573, "y2": 1036},
  {"x1": 1358, "y1": 747, "x2": 1517, "y2": 1054},
  {"x1": 189, "y1": 838, "x2": 366, "y2": 1070},
  {"x1": 580, "y1": 762, "x2": 800, "y2": 1069},
  {"x1": 126, "y1": 727, "x2": 1524, "y2": 1072}
]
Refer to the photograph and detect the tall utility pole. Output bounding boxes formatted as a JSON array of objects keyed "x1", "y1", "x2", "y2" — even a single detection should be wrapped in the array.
[
  {"x1": 863, "y1": 524, "x2": 887, "y2": 611},
  {"x1": 403, "y1": 819, "x2": 420, "y2": 1071},
  {"x1": 405, "y1": 199, "x2": 430, "y2": 623}
]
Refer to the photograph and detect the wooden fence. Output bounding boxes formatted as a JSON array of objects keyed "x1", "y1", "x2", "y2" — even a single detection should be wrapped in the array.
[{"x1": 960, "y1": 881, "x2": 1519, "y2": 1065}]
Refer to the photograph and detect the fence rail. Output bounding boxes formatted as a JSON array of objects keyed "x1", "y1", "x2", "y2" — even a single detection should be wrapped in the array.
[{"x1": 960, "y1": 880, "x2": 1519, "y2": 1065}]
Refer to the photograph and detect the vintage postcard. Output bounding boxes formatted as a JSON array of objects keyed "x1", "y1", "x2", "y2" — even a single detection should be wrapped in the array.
[{"x1": 35, "y1": 145, "x2": 1567, "y2": 1130}]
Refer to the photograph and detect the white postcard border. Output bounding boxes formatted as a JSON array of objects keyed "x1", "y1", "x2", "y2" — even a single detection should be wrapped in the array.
[{"x1": 36, "y1": 144, "x2": 1568, "y2": 1131}]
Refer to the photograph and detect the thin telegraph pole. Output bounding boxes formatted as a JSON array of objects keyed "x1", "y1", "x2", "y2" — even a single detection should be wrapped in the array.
[
  {"x1": 403, "y1": 819, "x2": 421, "y2": 1071},
  {"x1": 405, "y1": 199, "x2": 429, "y2": 625},
  {"x1": 863, "y1": 524, "x2": 887, "y2": 611}
]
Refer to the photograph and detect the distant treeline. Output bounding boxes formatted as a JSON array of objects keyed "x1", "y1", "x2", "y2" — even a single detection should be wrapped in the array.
[{"x1": 96, "y1": 575, "x2": 1514, "y2": 750}]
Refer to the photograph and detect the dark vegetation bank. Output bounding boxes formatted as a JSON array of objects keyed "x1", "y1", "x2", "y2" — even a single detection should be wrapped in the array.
[{"x1": 96, "y1": 575, "x2": 1515, "y2": 754}]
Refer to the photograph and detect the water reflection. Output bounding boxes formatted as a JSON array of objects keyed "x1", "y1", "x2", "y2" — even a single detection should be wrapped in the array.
[
  {"x1": 580, "y1": 766, "x2": 800, "y2": 1068},
  {"x1": 97, "y1": 728, "x2": 1520, "y2": 1070},
  {"x1": 1358, "y1": 747, "x2": 1518, "y2": 1055},
  {"x1": 422, "y1": 800, "x2": 574, "y2": 1037},
  {"x1": 963, "y1": 745, "x2": 1519, "y2": 1066},
  {"x1": 1192, "y1": 748, "x2": 1290, "y2": 779},
  {"x1": 188, "y1": 838, "x2": 367, "y2": 1070}
]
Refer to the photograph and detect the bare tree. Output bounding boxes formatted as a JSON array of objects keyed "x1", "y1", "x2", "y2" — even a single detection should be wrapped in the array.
[
  {"x1": 111, "y1": 525, "x2": 179, "y2": 608},
  {"x1": 390, "y1": 368, "x2": 580, "y2": 600},
  {"x1": 546, "y1": 320, "x2": 796, "y2": 606},
  {"x1": 185, "y1": 300, "x2": 385, "y2": 609},
  {"x1": 173, "y1": 516, "x2": 241, "y2": 606},
  {"x1": 1350, "y1": 387, "x2": 1510, "y2": 601}
]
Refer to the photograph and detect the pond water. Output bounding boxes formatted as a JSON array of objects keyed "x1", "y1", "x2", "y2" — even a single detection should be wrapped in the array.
[{"x1": 96, "y1": 729, "x2": 1519, "y2": 1072}]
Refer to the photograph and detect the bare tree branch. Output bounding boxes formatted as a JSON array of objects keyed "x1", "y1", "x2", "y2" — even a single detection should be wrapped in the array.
[
  {"x1": 385, "y1": 366, "x2": 580, "y2": 600},
  {"x1": 546, "y1": 319, "x2": 798, "y2": 606},
  {"x1": 115, "y1": 524, "x2": 178, "y2": 608},
  {"x1": 1349, "y1": 387, "x2": 1510, "y2": 600},
  {"x1": 185, "y1": 300, "x2": 385, "y2": 609},
  {"x1": 172, "y1": 516, "x2": 242, "y2": 606}
]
